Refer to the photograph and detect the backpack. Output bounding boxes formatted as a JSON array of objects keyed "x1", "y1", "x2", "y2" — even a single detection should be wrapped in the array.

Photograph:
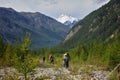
[
  {"x1": 65, "y1": 57, "x2": 69, "y2": 62},
  {"x1": 50, "y1": 56, "x2": 53, "y2": 61}
]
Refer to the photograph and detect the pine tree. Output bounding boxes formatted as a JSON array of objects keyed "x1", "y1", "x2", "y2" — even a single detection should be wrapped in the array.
[
  {"x1": 16, "y1": 32, "x2": 35, "y2": 80},
  {"x1": 109, "y1": 39, "x2": 120, "y2": 68},
  {"x1": 3, "y1": 43, "x2": 13, "y2": 66}
]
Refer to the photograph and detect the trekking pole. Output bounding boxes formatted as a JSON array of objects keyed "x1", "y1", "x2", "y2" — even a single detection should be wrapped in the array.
[{"x1": 106, "y1": 63, "x2": 120, "y2": 79}]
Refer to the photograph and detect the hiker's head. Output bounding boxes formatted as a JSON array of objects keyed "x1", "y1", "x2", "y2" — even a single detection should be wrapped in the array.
[
  {"x1": 63, "y1": 53, "x2": 66, "y2": 58},
  {"x1": 65, "y1": 54, "x2": 67, "y2": 56},
  {"x1": 65, "y1": 52, "x2": 69, "y2": 56}
]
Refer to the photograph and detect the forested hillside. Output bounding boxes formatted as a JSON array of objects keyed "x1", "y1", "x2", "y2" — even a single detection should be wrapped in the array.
[
  {"x1": 55, "y1": 0, "x2": 120, "y2": 73},
  {"x1": 62, "y1": 0, "x2": 120, "y2": 48}
]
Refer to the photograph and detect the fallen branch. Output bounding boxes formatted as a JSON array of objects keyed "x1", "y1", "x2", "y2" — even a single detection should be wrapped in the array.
[{"x1": 106, "y1": 63, "x2": 120, "y2": 79}]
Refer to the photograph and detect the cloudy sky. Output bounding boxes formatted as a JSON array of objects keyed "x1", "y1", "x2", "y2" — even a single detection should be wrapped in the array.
[{"x1": 0, "y1": 0, "x2": 110, "y2": 19}]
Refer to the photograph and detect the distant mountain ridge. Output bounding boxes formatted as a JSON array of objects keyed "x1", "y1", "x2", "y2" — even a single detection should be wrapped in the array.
[
  {"x1": 0, "y1": 7, "x2": 70, "y2": 48},
  {"x1": 62, "y1": 0, "x2": 120, "y2": 48}
]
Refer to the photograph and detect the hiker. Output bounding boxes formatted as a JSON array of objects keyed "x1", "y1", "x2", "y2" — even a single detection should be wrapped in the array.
[
  {"x1": 117, "y1": 66, "x2": 120, "y2": 80},
  {"x1": 49, "y1": 55, "x2": 54, "y2": 64},
  {"x1": 63, "y1": 52, "x2": 70, "y2": 68},
  {"x1": 42, "y1": 56, "x2": 45, "y2": 63}
]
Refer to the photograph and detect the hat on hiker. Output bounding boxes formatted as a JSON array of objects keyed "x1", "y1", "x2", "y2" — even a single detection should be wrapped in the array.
[{"x1": 64, "y1": 53, "x2": 67, "y2": 56}]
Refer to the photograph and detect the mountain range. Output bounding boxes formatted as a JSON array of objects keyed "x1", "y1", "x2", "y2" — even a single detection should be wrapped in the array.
[
  {"x1": 62, "y1": 0, "x2": 120, "y2": 48},
  {"x1": 0, "y1": 7, "x2": 70, "y2": 48}
]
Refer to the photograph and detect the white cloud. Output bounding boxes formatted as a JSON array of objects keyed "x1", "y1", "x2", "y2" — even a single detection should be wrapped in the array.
[{"x1": 0, "y1": 0, "x2": 110, "y2": 19}]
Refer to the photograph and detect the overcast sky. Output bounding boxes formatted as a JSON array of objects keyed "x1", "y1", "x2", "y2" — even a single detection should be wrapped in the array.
[{"x1": 0, "y1": 0, "x2": 110, "y2": 19}]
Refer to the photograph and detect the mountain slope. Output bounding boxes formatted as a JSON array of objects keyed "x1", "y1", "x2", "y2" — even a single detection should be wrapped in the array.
[
  {"x1": 0, "y1": 7, "x2": 70, "y2": 48},
  {"x1": 62, "y1": 0, "x2": 120, "y2": 48}
]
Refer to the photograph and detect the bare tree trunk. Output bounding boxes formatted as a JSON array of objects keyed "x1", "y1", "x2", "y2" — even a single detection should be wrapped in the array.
[
  {"x1": 106, "y1": 64, "x2": 120, "y2": 80},
  {"x1": 117, "y1": 65, "x2": 120, "y2": 80}
]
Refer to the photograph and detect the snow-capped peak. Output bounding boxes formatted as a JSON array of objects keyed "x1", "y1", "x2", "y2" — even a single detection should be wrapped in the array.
[{"x1": 57, "y1": 14, "x2": 78, "y2": 23}]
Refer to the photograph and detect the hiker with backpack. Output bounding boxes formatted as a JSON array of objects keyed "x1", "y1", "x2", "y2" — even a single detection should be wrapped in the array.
[
  {"x1": 42, "y1": 56, "x2": 45, "y2": 63},
  {"x1": 63, "y1": 52, "x2": 70, "y2": 68},
  {"x1": 49, "y1": 55, "x2": 54, "y2": 64}
]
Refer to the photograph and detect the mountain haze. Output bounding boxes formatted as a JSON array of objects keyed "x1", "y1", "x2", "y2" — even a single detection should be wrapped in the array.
[
  {"x1": 62, "y1": 0, "x2": 120, "y2": 48},
  {"x1": 0, "y1": 7, "x2": 70, "y2": 48}
]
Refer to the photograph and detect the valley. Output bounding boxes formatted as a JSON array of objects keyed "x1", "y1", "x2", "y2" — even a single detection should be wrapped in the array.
[{"x1": 0, "y1": 0, "x2": 120, "y2": 80}]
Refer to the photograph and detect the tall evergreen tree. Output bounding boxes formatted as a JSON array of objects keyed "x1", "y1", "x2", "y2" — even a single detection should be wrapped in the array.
[{"x1": 16, "y1": 32, "x2": 35, "y2": 80}]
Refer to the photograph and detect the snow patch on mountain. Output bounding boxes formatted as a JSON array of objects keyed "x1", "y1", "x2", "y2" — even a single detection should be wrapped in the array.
[
  {"x1": 57, "y1": 14, "x2": 78, "y2": 23},
  {"x1": 57, "y1": 14, "x2": 79, "y2": 27}
]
